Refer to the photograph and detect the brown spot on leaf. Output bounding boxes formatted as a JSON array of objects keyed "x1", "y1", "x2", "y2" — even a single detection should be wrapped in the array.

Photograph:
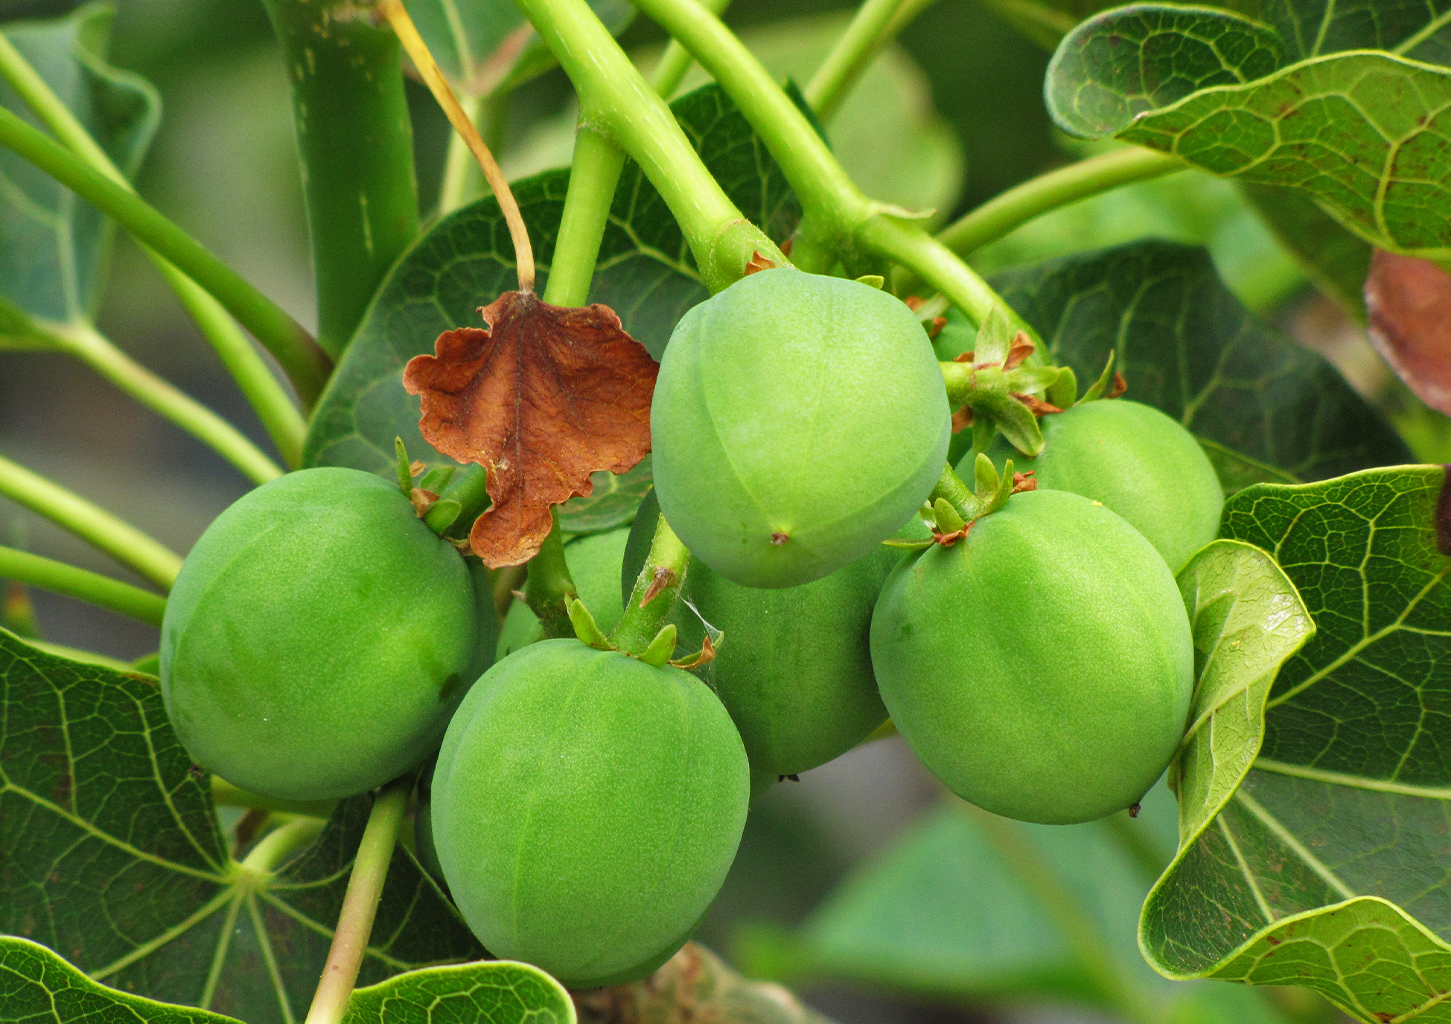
[
  {"x1": 403, "y1": 291, "x2": 657, "y2": 567},
  {"x1": 951, "y1": 406, "x2": 974, "y2": 434},
  {"x1": 1004, "y1": 332, "x2": 1035, "y2": 370},
  {"x1": 1013, "y1": 393, "x2": 1064, "y2": 416},
  {"x1": 1012, "y1": 471, "x2": 1037, "y2": 494},
  {"x1": 743, "y1": 252, "x2": 776, "y2": 276},
  {"x1": 640, "y1": 567, "x2": 678, "y2": 607},
  {"x1": 770, "y1": 532, "x2": 789, "y2": 546},
  {"x1": 1438, "y1": 465, "x2": 1451, "y2": 556},
  {"x1": 1108, "y1": 372, "x2": 1128, "y2": 398},
  {"x1": 1366, "y1": 250, "x2": 1451, "y2": 415},
  {"x1": 1375, "y1": 1014, "x2": 1394, "y2": 1023}
]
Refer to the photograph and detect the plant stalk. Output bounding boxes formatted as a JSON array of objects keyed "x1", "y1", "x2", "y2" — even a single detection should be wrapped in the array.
[
  {"x1": 54, "y1": 322, "x2": 283, "y2": 484},
  {"x1": 0, "y1": 545, "x2": 166, "y2": 625},
  {"x1": 544, "y1": 128, "x2": 625, "y2": 308},
  {"x1": 524, "y1": 512, "x2": 578, "y2": 639},
  {"x1": 937, "y1": 147, "x2": 1185, "y2": 257},
  {"x1": 0, "y1": 453, "x2": 183, "y2": 589},
  {"x1": 805, "y1": 0, "x2": 924, "y2": 119},
  {"x1": 649, "y1": 0, "x2": 734, "y2": 97},
  {"x1": 302, "y1": 777, "x2": 411, "y2": 1024},
  {"x1": 0, "y1": 29, "x2": 308, "y2": 465},
  {"x1": 0, "y1": 106, "x2": 330, "y2": 406},
  {"x1": 610, "y1": 513, "x2": 690, "y2": 657},
  {"x1": 265, "y1": 0, "x2": 421, "y2": 357}
]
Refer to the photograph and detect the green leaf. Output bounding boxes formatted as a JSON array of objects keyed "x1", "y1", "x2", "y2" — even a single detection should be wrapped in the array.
[
  {"x1": 978, "y1": 0, "x2": 1260, "y2": 51},
  {"x1": 1046, "y1": 6, "x2": 1285, "y2": 139},
  {"x1": 1237, "y1": 182, "x2": 1373, "y2": 318},
  {"x1": 1047, "y1": 7, "x2": 1451, "y2": 259},
  {"x1": 0, "y1": 630, "x2": 482, "y2": 1024},
  {"x1": 1141, "y1": 466, "x2": 1451, "y2": 1024},
  {"x1": 303, "y1": 84, "x2": 800, "y2": 491},
  {"x1": 557, "y1": 456, "x2": 652, "y2": 535},
  {"x1": 988, "y1": 240, "x2": 1412, "y2": 486},
  {"x1": 0, "y1": 3, "x2": 159, "y2": 324},
  {"x1": 0, "y1": 935, "x2": 243, "y2": 1024},
  {"x1": 343, "y1": 960, "x2": 575, "y2": 1024}
]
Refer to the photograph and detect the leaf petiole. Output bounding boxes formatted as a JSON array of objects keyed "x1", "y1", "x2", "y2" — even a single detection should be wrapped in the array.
[
  {"x1": 302, "y1": 776, "x2": 412, "y2": 1024},
  {"x1": 0, "y1": 545, "x2": 166, "y2": 626},
  {"x1": 804, "y1": 0, "x2": 935, "y2": 119},
  {"x1": 0, "y1": 452, "x2": 183, "y2": 589}
]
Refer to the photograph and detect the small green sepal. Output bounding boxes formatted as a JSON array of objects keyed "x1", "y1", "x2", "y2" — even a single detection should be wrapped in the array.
[
  {"x1": 639, "y1": 624, "x2": 678, "y2": 667},
  {"x1": 1046, "y1": 366, "x2": 1078, "y2": 410},
  {"x1": 932, "y1": 498, "x2": 966, "y2": 535},
  {"x1": 394, "y1": 437, "x2": 414, "y2": 497},
  {"x1": 566, "y1": 596, "x2": 614, "y2": 652},
  {"x1": 853, "y1": 274, "x2": 886, "y2": 289},
  {"x1": 425, "y1": 499, "x2": 462, "y2": 532},
  {"x1": 1079, "y1": 351, "x2": 1118, "y2": 404}
]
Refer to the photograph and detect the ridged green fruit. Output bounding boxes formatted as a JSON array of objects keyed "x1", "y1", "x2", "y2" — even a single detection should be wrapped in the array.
[
  {"x1": 976, "y1": 399, "x2": 1223, "y2": 571},
  {"x1": 496, "y1": 527, "x2": 630, "y2": 660},
  {"x1": 871, "y1": 489, "x2": 1194, "y2": 824},
  {"x1": 623, "y1": 491, "x2": 921, "y2": 780},
  {"x1": 651, "y1": 268, "x2": 949, "y2": 588},
  {"x1": 431, "y1": 639, "x2": 749, "y2": 987},
  {"x1": 160, "y1": 468, "x2": 481, "y2": 801}
]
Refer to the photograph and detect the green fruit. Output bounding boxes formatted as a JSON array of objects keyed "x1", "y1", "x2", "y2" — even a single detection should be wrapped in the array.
[
  {"x1": 976, "y1": 399, "x2": 1223, "y2": 571},
  {"x1": 624, "y1": 490, "x2": 919, "y2": 780},
  {"x1": 496, "y1": 527, "x2": 630, "y2": 660},
  {"x1": 871, "y1": 489, "x2": 1194, "y2": 824},
  {"x1": 431, "y1": 639, "x2": 749, "y2": 986},
  {"x1": 160, "y1": 467, "x2": 481, "y2": 802},
  {"x1": 651, "y1": 268, "x2": 950, "y2": 588}
]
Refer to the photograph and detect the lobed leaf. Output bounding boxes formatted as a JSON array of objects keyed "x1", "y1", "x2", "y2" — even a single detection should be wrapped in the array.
[
  {"x1": 342, "y1": 960, "x2": 575, "y2": 1024},
  {"x1": 0, "y1": 3, "x2": 158, "y2": 325},
  {"x1": 0, "y1": 630, "x2": 481, "y2": 1024},
  {"x1": 988, "y1": 240, "x2": 1411, "y2": 487},
  {"x1": 1140, "y1": 466, "x2": 1451, "y2": 1024},
  {"x1": 303, "y1": 83, "x2": 800, "y2": 535}
]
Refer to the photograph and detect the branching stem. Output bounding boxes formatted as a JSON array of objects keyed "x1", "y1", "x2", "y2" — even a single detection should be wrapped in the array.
[
  {"x1": 302, "y1": 777, "x2": 411, "y2": 1024},
  {"x1": 805, "y1": 0, "x2": 932, "y2": 119},
  {"x1": 0, "y1": 545, "x2": 166, "y2": 625},
  {"x1": 0, "y1": 452, "x2": 183, "y2": 589},
  {"x1": 0, "y1": 106, "x2": 330, "y2": 406},
  {"x1": 0, "y1": 29, "x2": 309, "y2": 463}
]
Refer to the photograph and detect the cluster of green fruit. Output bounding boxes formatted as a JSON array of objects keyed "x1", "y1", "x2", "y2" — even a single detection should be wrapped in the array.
[{"x1": 158, "y1": 268, "x2": 1221, "y2": 990}]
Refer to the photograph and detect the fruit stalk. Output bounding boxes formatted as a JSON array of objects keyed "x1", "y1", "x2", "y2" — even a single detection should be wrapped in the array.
[
  {"x1": 0, "y1": 106, "x2": 331, "y2": 407},
  {"x1": 610, "y1": 513, "x2": 690, "y2": 657},
  {"x1": 804, "y1": 0, "x2": 928, "y2": 119},
  {"x1": 0, "y1": 545, "x2": 166, "y2": 626},
  {"x1": 0, "y1": 452, "x2": 183, "y2": 589},
  {"x1": 0, "y1": 28, "x2": 308, "y2": 467},
  {"x1": 302, "y1": 777, "x2": 411, "y2": 1024},
  {"x1": 264, "y1": 0, "x2": 421, "y2": 356},
  {"x1": 524, "y1": 512, "x2": 579, "y2": 639}
]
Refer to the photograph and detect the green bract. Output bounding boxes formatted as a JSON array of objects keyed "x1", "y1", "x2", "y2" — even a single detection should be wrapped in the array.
[
  {"x1": 160, "y1": 467, "x2": 481, "y2": 802},
  {"x1": 431, "y1": 638, "x2": 750, "y2": 987},
  {"x1": 651, "y1": 267, "x2": 950, "y2": 588},
  {"x1": 624, "y1": 491, "x2": 922, "y2": 780},
  {"x1": 978, "y1": 399, "x2": 1223, "y2": 571},
  {"x1": 871, "y1": 489, "x2": 1194, "y2": 824}
]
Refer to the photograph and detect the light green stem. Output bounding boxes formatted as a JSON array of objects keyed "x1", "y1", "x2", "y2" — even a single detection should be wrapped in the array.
[
  {"x1": 805, "y1": 0, "x2": 922, "y2": 119},
  {"x1": 544, "y1": 128, "x2": 626, "y2": 308},
  {"x1": 610, "y1": 514, "x2": 690, "y2": 657},
  {"x1": 524, "y1": 512, "x2": 578, "y2": 639},
  {"x1": 938, "y1": 147, "x2": 1185, "y2": 256},
  {"x1": 0, "y1": 29, "x2": 308, "y2": 466},
  {"x1": 302, "y1": 777, "x2": 411, "y2": 1024},
  {"x1": 0, "y1": 452, "x2": 183, "y2": 589},
  {"x1": 52, "y1": 322, "x2": 283, "y2": 485},
  {"x1": 23, "y1": 639, "x2": 133, "y2": 672},
  {"x1": 0, "y1": 106, "x2": 331, "y2": 406},
  {"x1": 240, "y1": 815, "x2": 329, "y2": 874},
  {"x1": 212, "y1": 778, "x2": 336, "y2": 819},
  {"x1": 510, "y1": 0, "x2": 782, "y2": 291},
  {"x1": 861, "y1": 214, "x2": 1018, "y2": 328},
  {"x1": 0, "y1": 545, "x2": 166, "y2": 625},
  {"x1": 649, "y1": 0, "x2": 734, "y2": 97}
]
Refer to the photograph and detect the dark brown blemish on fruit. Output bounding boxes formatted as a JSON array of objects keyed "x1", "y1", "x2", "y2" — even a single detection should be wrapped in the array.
[
  {"x1": 1128, "y1": 802, "x2": 1141, "y2": 818},
  {"x1": 770, "y1": 532, "x2": 789, "y2": 546},
  {"x1": 1438, "y1": 465, "x2": 1451, "y2": 556},
  {"x1": 779, "y1": 774, "x2": 800, "y2": 782}
]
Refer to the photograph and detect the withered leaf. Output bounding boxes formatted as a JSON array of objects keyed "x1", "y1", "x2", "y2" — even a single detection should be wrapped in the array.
[
  {"x1": 404, "y1": 291, "x2": 657, "y2": 566},
  {"x1": 1366, "y1": 249, "x2": 1451, "y2": 415}
]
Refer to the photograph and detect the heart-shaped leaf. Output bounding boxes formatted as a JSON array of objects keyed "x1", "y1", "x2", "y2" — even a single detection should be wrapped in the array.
[
  {"x1": 0, "y1": 630, "x2": 482, "y2": 1024},
  {"x1": 342, "y1": 960, "x2": 575, "y2": 1024},
  {"x1": 1141, "y1": 465, "x2": 1451, "y2": 1024},
  {"x1": 988, "y1": 240, "x2": 1411, "y2": 486}
]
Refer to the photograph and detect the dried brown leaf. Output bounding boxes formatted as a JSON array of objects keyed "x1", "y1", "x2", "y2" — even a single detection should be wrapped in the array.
[
  {"x1": 1012, "y1": 471, "x2": 1038, "y2": 494},
  {"x1": 1004, "y1": 332, "x2": 1035, "y2": 370},
  {"x1": 951, "y1": 406, "x2": 974, "y2": 434},
  {"x1": 1107, "y1": 372, "x2": 1128, "y2": 399},
  {"x1": 404, "y1": 291, "x2": 657, "y2": 567},
  {"x1": 1366, "y1": 249, "x2": 1451, "y2": 415},
  {"x1": 744, "y1": 251, "x2": 777, "y2": 275},
  {"x1": 1013, "y1": 393, "x2": 1064, "y2": 416}
]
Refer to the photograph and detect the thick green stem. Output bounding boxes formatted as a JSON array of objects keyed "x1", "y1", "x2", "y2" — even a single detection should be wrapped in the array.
[
  {"x1": 861, "y1": 215, "x2": 1025, "y2": 330},
  {"x1": 649, "y1": 0, "x2": 734, "y2": 97},
  {"x1": 240, "y1": 815, "x2": 328, "y2": 875},
  {"x1": 302, "y1": 777, "x2": 411, "y2": 1024},
  {"x1": 0, "y1": 106, "x2": 331, "y2": 406},
  {"x1": 265, "y1": 0, "x2": 421, "y2": 358},
  {"x1": 0, "y1": 545, "x2": 166, "y2": 625},
  {"x1": 610, "y1": 513, "x2": 690, "y2": 657},
  {"x1": 54, "y1": 323, "x2": 283, "y2": 485},
  {"x1": 804, "y1": 0, "x2": 921, "y2": 120},
  {"x1": 937, "y1": 147, "x2": 1184, "y2": 257},
  {"x1": 0, "y1": 452, "x2": 183, "y2": 589},
  {"x1": 509, "y1": 0, "x2": 782, "y2": 291},
  {"x1": 212, "y1": 778, "x2": 336, "y2": 819},
  {"x1": 524, "y1": 513, "x2": 577, "y2": 639},
  {"x1": 24, "y1": 639, "x2": 132, "y2": 671},
  {"x1": 543, "y1": 129, "x2": 626, "y2": 308},
  {"x1": 0, "y1": 29, "x2": 307, "y2": 465}
]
